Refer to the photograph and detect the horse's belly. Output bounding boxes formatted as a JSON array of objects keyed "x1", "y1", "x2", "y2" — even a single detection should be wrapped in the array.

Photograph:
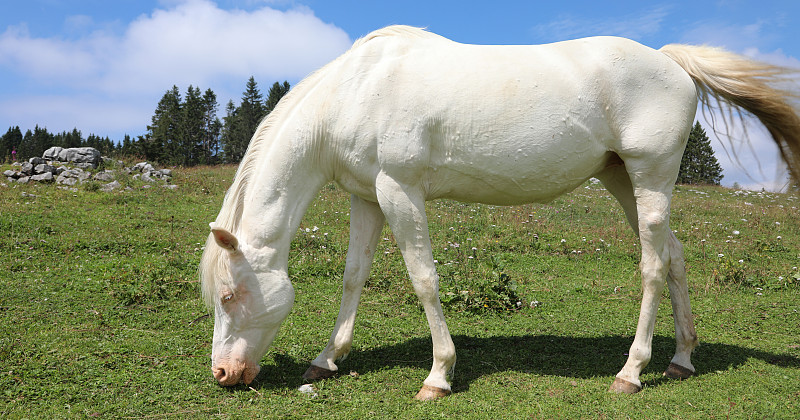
[{"x1": 426, "y1": 149, "x2": 609, "y2": 205}]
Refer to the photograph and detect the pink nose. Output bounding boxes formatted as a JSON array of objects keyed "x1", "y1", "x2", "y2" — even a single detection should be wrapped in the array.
[
  {"x1": 213, "y1": 365, "x2": 242, "y2": 386},
  {"x1": 212, "y1": 362, "x2": 260, "y2": 386}
]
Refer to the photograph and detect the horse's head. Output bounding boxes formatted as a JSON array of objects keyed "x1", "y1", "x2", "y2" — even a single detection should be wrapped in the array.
[{"x1": 205, "y1": 225, "x2": 295, "y2": 386}]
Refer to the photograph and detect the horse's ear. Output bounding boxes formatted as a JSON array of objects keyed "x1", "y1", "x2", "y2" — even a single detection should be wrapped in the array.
[{"x1": 210, "y1": 224, "x2": 239, "y2": 252}]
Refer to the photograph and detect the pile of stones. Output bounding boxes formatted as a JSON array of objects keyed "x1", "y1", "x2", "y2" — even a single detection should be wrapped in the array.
[{"x1": 3, "y1": 147, "x2": 175, "y2": 191}]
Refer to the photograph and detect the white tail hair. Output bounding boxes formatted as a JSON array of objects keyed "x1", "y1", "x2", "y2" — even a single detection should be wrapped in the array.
[{"x1": 660, "y1": 44, "x2": 800, "y2": 182}]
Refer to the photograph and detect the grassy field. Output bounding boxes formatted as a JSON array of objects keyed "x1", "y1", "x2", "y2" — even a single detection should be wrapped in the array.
[{"x1": 1, "y1": 163, "x2": 798, "y2": 418}]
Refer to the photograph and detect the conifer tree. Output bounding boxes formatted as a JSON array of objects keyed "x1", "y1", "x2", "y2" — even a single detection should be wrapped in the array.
[
  {"x1": 265, "y1": 81, "x2": 291, "y2": 113},
  {"x1": 1, "y1": 126, "x2": 23, "y2": 162},
  {"x1": 147, "y1": 86, "x2": 182, "y2": 164},
  {"x1": 201, "y1": 88, "x2": 222, "y2": 164},
  {"x1": 181, "y1": 85, "x2": 205, "y2": 166},
  {"x1": 677, "y1": 121, "x2": 724, "y2": 185},
  {"x1": 221, "y1": 99, "x2": 241, "y2": 163},
  {"x1": 221, "y1": 77, "x2": 267, "y2": 163}
]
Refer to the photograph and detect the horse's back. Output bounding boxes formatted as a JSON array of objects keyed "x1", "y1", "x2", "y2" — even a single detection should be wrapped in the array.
[{"x1": 322, "y1": 28, "x2": 697, "y2": 204}]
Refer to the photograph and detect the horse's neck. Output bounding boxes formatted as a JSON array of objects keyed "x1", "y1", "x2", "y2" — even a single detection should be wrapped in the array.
[{"x1": 239, "y1": 140, "x2": 328, "y2": 267}]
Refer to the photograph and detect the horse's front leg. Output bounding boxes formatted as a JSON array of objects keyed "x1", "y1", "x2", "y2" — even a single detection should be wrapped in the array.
[
  {"x1": 375, "y1": 172, "x2": 456, "y2": 401},
  {"x1": 304, "y1": 195, "x2": 385, "y2": 380}
]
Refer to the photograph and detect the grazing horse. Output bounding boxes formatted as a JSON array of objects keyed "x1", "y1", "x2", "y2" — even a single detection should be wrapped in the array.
[{"x1": 200, "y1": 26, "x2": 800, "y2": 399}]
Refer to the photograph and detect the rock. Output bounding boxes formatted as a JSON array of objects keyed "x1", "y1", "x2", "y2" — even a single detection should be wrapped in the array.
[
  {"x1": 43, "y1": 147, "x2": 101, "y2": 168},
  {"x1": 162, "y1": 184, "x2": 178, "y2": 190},
  {"x1": 21, "y1": 162, "x2": 34, "y2": 175},
  {"x1": 3, "y1": 169, "x2": 18, "y2": 178},
  {"x1": 34, "y1": 163, "x2": 55, "y2": 175},
  {"x1": 59, "y1": 147, "x2": 101, "y2": 166},
  {"x1": 56, "y1": 175, "x2": 78, "y2": 186},
  {"x1": 73, "y1": 162, "x2": 95, "y2": 170},
  {"x1": 133, "y1": 162, "x2": 156, "y2": 173},
  {"x1": 43, "y1": 147, "x2": 64, "y2": 161},
  {"x1": 16, "y1": 176, "x2": 30, "y2": 184},
  {"x1": 101, "y1": 180, "x2": 121, "y2": 192},
  {"x1": 160, "y1": 168, "x2": 172, "y2": 177},
  {"x1": 29, "y1": 157, "x2": 47, "y2": 165},
  {"x1": 56, "y1": 166, "x2": 67, "y2": 175},
  {"x1": 93, "y1": 171, "x2": 115, "y2": 182},
  {"x1": 141, "y1": 172, "x2": 155, "y2": 183},
  {"x1": 31, "y1": 172, "x2": 54, "y2": 182},
  {"x1": 55, "y1": 169, "x2": 87, "y2": 186}
]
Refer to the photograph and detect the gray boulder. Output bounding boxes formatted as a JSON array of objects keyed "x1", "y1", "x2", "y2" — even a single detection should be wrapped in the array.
[
  {"x1": 3, "y1": 169, "x2": 18, "y2": 178},
  {"x1": 21, "y1": 162, "x2": 34, "y2": 175},
  {"x1": 31, "y1": 172, "x2": 54, "y2": 182},
  {"x1": 133, "y1": 162, "x2": 155, "y2": 173},
  {"x1": 56, "y1": 176, "x2": 78, "y2": 186},
  {"x1": 43, "y1": 147, "x2": 101, "y2": 168},
  {"x1": 101, "y1": 180, "x2": 121, "y2": 192},
  {"x1": 43, "y1": 147, "x2": 63, "y2": 161},
  {"x1": 56, "y1": 168, "x2": 90, "y2": 186},
  {"x1": 34, "y1": 163, "x2": 55, "y2": 175},
  {"x1": 93, "y1": 171, "x2": 115, "y2": 182}
]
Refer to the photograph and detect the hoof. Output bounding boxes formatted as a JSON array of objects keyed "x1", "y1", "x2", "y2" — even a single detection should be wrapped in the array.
[
  {"x1": 663, "y1": 363, "x2": 695, "y2": 380},
  {"x1": 414, "y1": 384, "x2": 451, "y2": 401},
  {"x1": 302, "y1": 365, "x2": 336, "y2": 381},
  {"x1": 609, "y1": 377, "x2": 642, "y2": 394}
]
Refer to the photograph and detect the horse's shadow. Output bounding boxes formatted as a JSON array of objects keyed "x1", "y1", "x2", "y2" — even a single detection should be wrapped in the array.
[{"x1": 248, "y1": 334, "x2": 799, "y2": 392}]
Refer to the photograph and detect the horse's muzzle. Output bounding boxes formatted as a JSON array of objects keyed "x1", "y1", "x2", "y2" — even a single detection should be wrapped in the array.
[{"x1": 212, "y1": 361, "x2": 260, "y2": 386}]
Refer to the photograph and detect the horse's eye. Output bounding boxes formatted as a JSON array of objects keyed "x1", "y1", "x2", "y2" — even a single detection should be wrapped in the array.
[{"x1": 221, "y1": 294, "x2": 234, "y2": 304}]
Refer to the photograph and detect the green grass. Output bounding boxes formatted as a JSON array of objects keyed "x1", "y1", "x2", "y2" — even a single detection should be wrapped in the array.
[{"x1": 1, "y1": 165, "x2": 798, "y2": 418}]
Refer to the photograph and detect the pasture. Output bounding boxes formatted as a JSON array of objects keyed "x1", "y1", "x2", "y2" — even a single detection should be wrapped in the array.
[{"x1": 1, "y1": 164, "x2": 798, "y2": 418}]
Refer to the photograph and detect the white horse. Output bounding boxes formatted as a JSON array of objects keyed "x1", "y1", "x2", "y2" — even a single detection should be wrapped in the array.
[{"x1": 200, "y1": 26, "x2": 800, "y2": 399}]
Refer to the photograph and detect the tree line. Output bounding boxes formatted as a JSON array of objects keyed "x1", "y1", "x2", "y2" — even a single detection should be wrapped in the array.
[
  {"x1": 2, "y1": 80, "x2": 723, "y2": 186},
  {"x1": 1, "y1": 77, "x2": 291, "y2": 166}
]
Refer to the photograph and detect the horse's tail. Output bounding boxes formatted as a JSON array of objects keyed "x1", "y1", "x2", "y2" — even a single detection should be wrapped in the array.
[{"x1": 660, "y1": 44, "x2": 800, "y2": 182}]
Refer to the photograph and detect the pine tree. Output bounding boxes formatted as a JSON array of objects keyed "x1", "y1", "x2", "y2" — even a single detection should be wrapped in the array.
[
  {"x1": 1, "y1": 126, "x2": 23, "y2": 162},
  {"x1": 265, "y1": 81, "x2": 291, "y2": 113},
  {"x1": 18, "y1": 125, "x2": 54, "y2": 160},
  {"x1": 220, "y1": 77, "x2": 267, "y2": 163},
  {"x1": 221, "y1": 100, "x2": 240, "y2": 163},
  {"x1": 147, "y1": 86, "x2": 182, "y2": 164},
  {"x1": 181, "y1": 85, "x2": 205, "y2": 166},
  {"x1": 201, "y1": 88, "x2": 222, "y2": 164},
  {"x1": 677, "y1": 121, "x2": 723, "y2": 185}
]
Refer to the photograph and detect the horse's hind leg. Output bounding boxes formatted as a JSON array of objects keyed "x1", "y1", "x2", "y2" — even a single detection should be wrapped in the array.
[
  {"x1": 663, "y1": 231, "x2": 698, "y2": 379},
  {"x1": 304, "y1": 195, "x2": 385, "y2": 380},
  {"x1": 596, "y1": 166, "x2": 698, "y2": 382}
]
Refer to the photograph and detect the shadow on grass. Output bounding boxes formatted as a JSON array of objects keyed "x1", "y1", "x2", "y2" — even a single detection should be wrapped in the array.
[{"x1": 246, "y1": 334, "x2": 799, "y2": 393}]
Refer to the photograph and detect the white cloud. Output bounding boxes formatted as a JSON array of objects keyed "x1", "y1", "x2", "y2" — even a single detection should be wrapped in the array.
[{"x1": 0, "y1": 0, "x2": 352, "y2": 137}]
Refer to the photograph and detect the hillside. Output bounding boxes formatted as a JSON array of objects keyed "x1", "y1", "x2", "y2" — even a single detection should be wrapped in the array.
[{"x1": 1, "y1": 163, "x2": 798, "y2": 418}]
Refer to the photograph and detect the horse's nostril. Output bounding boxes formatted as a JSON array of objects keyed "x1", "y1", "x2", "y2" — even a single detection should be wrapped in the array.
[{"x1": 213, "y1": 367, "x2": 227, "y2": 382}]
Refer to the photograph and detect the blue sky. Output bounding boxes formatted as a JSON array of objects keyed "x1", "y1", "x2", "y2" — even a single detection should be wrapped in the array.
[{"x1": 1, "y1": 0, "x2": 798, "y2": 189}]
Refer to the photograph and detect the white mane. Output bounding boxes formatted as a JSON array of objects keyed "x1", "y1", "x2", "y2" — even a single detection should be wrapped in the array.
[{"x1": 199, "y1": 26, "x2": 436, "y2": 308}]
